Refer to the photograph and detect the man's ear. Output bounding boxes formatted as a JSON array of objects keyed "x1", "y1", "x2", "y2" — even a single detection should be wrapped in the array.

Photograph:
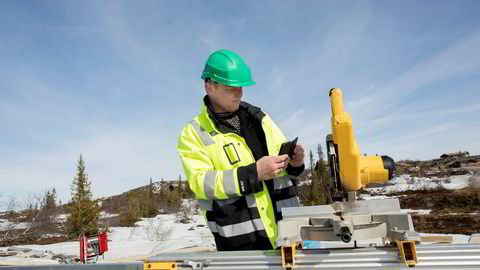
[{"x1": 205, "y1": 81, "x2": 213, "y2": 94}]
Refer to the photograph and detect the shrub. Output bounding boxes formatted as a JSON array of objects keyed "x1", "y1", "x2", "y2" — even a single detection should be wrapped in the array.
[
  {"x1": 157, "y1": 187, "x2": 182, "y2": 214},
  {"x1": 143, "y1": 219, "x2": 173, "y2": 241},
  {"x1": 176, "y1": 200, "x2": 195, "y2": 224}
]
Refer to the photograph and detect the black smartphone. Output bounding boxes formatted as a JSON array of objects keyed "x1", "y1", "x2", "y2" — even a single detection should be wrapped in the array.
[{"x1": 278, "y1": 137, "x2": 298, "y2": 158}]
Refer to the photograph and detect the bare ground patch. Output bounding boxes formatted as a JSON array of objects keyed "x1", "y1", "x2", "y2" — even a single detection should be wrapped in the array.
[
  {"x1": 412, "y1": 214, "x2": 480, "y2": 235},
  {"x1": 389, "y1": 186, "x2": 480, "y2": 235}
]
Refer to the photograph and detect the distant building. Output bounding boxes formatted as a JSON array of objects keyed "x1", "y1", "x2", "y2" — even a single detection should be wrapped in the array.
[
  {"x1": 156, "y1": 180, "x2": 182, "y2": 192},
  {"x1": 440, "y1": 151, "x2": 470, "y2": 159},
  {"x1": 168, "y1": 183, "x2": 180, "y2": 192}
]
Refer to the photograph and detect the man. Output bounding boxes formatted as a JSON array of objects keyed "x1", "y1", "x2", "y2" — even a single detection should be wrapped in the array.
[{"x1": 177, "y1": 49, "x2": 305, "y2": 251}]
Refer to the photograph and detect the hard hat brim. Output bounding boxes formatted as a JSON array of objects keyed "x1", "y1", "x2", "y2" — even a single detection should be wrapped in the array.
[
  {"x1": 227, "y1": 80, "x2": 256, "y2": 87},
  {"x1": 202, "y1": 74, "x2": 256, "y2": 87}
]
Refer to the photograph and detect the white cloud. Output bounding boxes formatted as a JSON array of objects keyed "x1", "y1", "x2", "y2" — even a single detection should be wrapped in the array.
[{"x1": 366, "y1": 29, "x2": 480, "y2": 111}]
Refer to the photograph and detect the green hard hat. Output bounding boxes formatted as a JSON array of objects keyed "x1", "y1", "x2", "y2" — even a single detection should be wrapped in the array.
[{"x1": 201, "y1": 50, "x2": 256, "y2": 87}]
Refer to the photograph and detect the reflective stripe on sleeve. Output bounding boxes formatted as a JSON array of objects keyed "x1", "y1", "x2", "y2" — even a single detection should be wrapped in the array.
[
  {"x1": 273, "y1": 175, "x2": 293, "y2": 190},
  {"x1": 223, "y1": 169, "x2": 237, "y2": 196},
  {"x1": 207, "y1": 219, "x2": 265, "y2": 237},
  {"x1": 197, "y1": 200, "x2": 213, "y2": 211},
  {"x1": 245, "y1": 194, "x2": 257, "y2": 208},
  {"x1": 276, "y1": 197, "x2": 300, "y2": 212},
  {"x1": 207, "y1": 221, "x2": 218, "y2": 233},
  {"x1": 204, "y1": 170, "x2": 217, "y2": 198},
  {"x1": 215, "y1": 197, "x2": 240, "y2": 207},
  {"x1": 204, "y1": 170, "x2": 237, "y2": 199},
  {"x1": 199, "y1": 195, "x2": 254, "y2": 210},
  {"x1": 190, "y1": 120, "x2": 214, "y2": 146}
]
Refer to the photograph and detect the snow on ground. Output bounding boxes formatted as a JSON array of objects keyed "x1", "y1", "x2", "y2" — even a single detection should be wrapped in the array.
[
  {"x1": 104, "y1": 214, "x2": 215, "y2": 259},
  {"x1": 0, "y1": 256, "x2": 59, "y2": 266},
  {"x1": 99, "y1": 211, "x2": 119, "y2": 219},
  {"x1": 0, "y1": 213, "x2": 214, "y2": 265},
  {"x1": 55, "y1": 214, "x2": 68, "y2": 223},
  {"x1": 360, "y1": 194, "x2": 391, "y2": 200},
  {"x1": 0, "y1": 219, "x2": 29, "y2": 230},
  {"x1": 365, "y1": 173, "x2": 472, "y2": 194}
]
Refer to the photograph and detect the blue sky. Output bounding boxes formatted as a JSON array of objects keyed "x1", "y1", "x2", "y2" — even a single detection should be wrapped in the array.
[{"x1": 1, "y1": 0, "x2": 480, "y2": 206}]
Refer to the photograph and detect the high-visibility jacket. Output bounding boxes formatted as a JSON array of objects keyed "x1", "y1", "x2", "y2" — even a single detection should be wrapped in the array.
[{"x1": 177, "y1": 98, "x2": 301, "y2": 250}]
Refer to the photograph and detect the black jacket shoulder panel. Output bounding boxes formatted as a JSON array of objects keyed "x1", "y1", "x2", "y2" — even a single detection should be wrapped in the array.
[{"x1": 240, "y1": 101, "x2": 266, "y2": 122}]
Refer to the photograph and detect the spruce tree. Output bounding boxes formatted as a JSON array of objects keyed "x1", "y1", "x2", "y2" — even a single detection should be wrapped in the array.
[
  {"x1": 159, "y1": 178, "x2": 165, "y2": 198},
  {"x1": 120, "y1": 191, "x2": 140, "y2": 226},
  {"x1": 316, "y1": 144, "x2": 333, "y2": 203},
  {"x1": 144, "y1": 178, "x2": 157, "y2": 217},
  {"x1": 309, "y1": 150, "x2": 315, "y2": 172},
  {"x1": 66, "y1": 155, "x2": 100, "y2": 238},
  {"x1": 316, "y1": 144, "x2": 325, "y2": 178},
  {"x1": 303, "y1": 149, "x2": 328, "y2": 205},
  {"x1": 149, "y1": 177, "x2": 154, "y2": 201},
  {"x1": 44, "y1": 188, "x2": 57, "y2": 211}
]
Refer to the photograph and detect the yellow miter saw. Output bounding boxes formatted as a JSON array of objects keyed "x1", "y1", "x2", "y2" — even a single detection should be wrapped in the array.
[
  {"x1": 327, "y1": 87, "x2": 396, "y2": 201},
  {"x1": 277, "y1": 88, "x2": 419, "y2": 265}
]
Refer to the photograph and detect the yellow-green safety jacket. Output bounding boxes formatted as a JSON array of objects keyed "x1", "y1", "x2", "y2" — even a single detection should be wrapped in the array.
[{"x1": 177, "y1": 98, "x2": 302, "y2": 250}]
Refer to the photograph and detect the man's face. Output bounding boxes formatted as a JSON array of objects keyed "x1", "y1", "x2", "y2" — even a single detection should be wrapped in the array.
[{"x1": 206, "y1": 81, "x2": 243, "y2": 113}]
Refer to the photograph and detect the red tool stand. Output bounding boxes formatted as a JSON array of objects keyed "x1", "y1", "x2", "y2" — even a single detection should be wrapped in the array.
[{"x1": 79, "y1": 232, "x2": 108, "y2": 263}]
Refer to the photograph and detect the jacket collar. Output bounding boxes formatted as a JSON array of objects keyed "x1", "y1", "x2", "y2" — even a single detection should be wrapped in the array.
[{"x1": 201, "y1": 95, "x2": 265, "y2": 134}]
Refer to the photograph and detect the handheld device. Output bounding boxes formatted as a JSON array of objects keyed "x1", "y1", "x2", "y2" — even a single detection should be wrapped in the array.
[{"x1": 278, "y1": 137, "x2": 298, "y2": 158}]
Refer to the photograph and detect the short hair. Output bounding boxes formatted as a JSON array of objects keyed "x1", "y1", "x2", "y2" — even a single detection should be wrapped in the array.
[{"x1": 205, "y1": 78, "x2": 217, "y2": 84}]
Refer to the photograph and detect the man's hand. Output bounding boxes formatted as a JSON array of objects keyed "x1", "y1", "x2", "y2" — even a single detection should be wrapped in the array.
[
  {"x1": 256, "y1": 155, "x2": 289, "y2": 181},
  {"x1": 289, "y1": 144, "x2": 305, "y2": 167}
]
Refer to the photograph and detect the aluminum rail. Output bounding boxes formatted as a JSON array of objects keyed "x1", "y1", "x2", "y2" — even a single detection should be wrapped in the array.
[
  {"x1": 0, "y1": 262, "x2": 143, "y2": 270},
  {"x1": 2, "y1": 244, "x2": 480, "y2": 270},
  {"x1": 149, "y1": 243, "x2": 480, "y2": 269}
]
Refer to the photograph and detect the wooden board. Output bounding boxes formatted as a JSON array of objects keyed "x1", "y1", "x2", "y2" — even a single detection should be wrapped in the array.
[{"x1": 420, "y1": 235, "x2": 453, "y2": 243}]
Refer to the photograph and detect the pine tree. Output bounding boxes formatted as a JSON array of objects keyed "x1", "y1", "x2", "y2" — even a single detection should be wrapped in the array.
[
  {"x1": 27, "y1": 188, "x2": 59, "y2": 238},
  {"x1": 44, "y1": 188, "x2": 57, "y2": 211},
  {"x1": 149, "y1": 177, "x2": 154, "y2": 200},
  {"x1": 301, "y1": 148, "x2": 329, "y2": 206},
  {"x1": 309, "y1": 150, "x2": 315, "y2": 172},
  {"x1": 143, "y1": 178, "x2": 157, "y2": 217},
  {"x1": 120, "y1": 191, "x2": 140, "y2": 226},
  {"x1": 316, "y1": 144, "x2": 333, "y2": 203},
  {"x1": 66, "y1": 155, "x2": 100, "y2": 238},
  {"x1": 316, "y1": 144, "x2": 325, "y2": 178},
  {"x1": 159, "y1": 178, "x2": 165, "y2": 198}
]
